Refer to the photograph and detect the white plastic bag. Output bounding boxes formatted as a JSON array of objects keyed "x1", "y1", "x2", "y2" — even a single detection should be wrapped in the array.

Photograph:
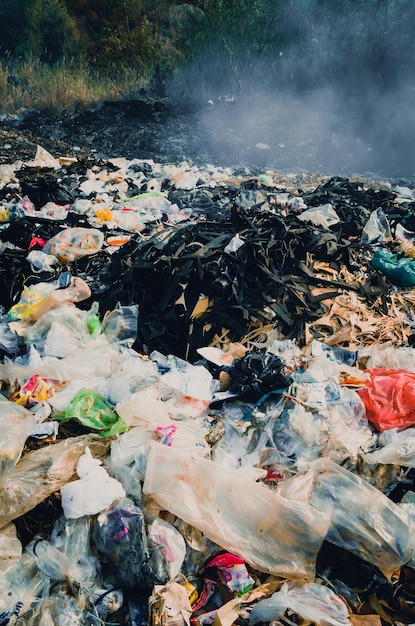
[
  {"x1": 297, "y1": 203, "x2": 340, "y2": 229},
  {"x1": 60, "y1": 447, "x2": 126, "y2": 519}
]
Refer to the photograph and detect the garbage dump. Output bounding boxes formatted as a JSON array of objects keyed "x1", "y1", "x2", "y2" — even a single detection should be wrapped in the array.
[{"x1": 2, "y1": 145, "x2": 415, "y2": 624}]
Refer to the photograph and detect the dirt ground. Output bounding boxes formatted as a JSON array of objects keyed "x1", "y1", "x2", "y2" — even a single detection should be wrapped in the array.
[{"x1": 0, "y1": 97, "x2": 413, "y2": 188}]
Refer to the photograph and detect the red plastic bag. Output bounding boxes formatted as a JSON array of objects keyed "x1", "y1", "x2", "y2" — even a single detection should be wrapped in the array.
[{"x1": 358, "y1": 368, "x2": 415, "y2": 431}]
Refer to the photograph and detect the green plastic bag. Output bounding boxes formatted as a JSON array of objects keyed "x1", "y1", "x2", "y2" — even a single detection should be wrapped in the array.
[
  {"x1": 371, "y1": 248, "x2": 415, "y2": 287},
  {"x1": 54, "y1": 388, "x2": 127, "y2": 436}
]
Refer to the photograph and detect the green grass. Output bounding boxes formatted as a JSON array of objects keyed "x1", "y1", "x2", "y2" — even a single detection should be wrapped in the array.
[{"x1": 0, "y1": 57, "x2": 151, "y2": 114}]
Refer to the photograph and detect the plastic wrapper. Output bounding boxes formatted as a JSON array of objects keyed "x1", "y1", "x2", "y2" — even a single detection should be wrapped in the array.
[
  {"x1": 44, "y1": 227, "x2": 104, "y2": 262},
  {"x1": 358, "y1": 368, "x2": 415, "y2": 431},
  {"x1": 277, "y1": 458, "x2": 413, "y2": 579},
  {"x1": 92, "y1": 496, "x2": 157, "y2": 590},
  {"x1": 53, "y1": 388, "x2": 128, "y2": 437},
  {"x1": 143, "y1": 441, "x2": 330, "y2": 579},
  {"x1": 223, "y1": 351, "x2": 293, "y2": 401},
  {"x1": 249, "y1": 581, "x2": 351, "y2": 626},
  {"x1": 60, "y1": 447, "x2": 126, "y2": 519},
  {"x1": 224, "y1": 233, "x2": 245, "y2": 253},
  {"x1": 206, "y1": 552, "x2": 254, "y2": 597},
  {"x1": 0, "y1": 396, "x2": 35, "y2": 475}
]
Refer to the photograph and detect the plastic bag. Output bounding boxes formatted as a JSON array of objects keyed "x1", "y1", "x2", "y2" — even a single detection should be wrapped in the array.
[
  {"x1": 249, "y1": 581, "x2": 351, "y2": 626},
  {"x1": 24, "y1": 306, "x2": 94, "y2": 357},
  {"x1": 361, "y1": 208, "x2": 391, "y2": 244},
  {"x1": 0, "y1": 549, "x2": 48, "y2": 621},
  {"x1": 53, "y1": 388, "x2": 128, "y2": 436},
  {"x1": 359, "y1": 342, "x2": 415, "y2": 373},
  {"x1": 159, "y1": 355, "x2": 214, "y2": 402},
  {"x1": 277, "y1": 458, "x2": 412, "y2": 579},
  {"x1": 0, "y1": 396, "x2": 34, "y2": 475},
  {"x1": 0, "y1": 524, "x2": 22, "y2": 575},
  {"x1": 297, "y1": 203, "x2": 340, "y2": 229},
  {"x1": 101, "y1": 303, "x2": 139, "y2": 344},
  {"x1": 371, "y1": 248, "x2": 415, "y2": 287},
  {"x1": 60, "y1": 447, "x2": 126, "y2": 519},
  {"x1": 147, "y1": 517, "x2": 186, "y2": 582},
  {"x1": 358, "y1": 368, "x2": 415, "y2": 431},
  {"x1": 26, "y1": 250, "x2": 59, "y2": 273},
  {"x1": 0, "y1": 435, "x2": 111, "y2": 530},
  {"x1": 29, "y1": 537, "x2": 96, "y2": 585},
  {"x1": 104, "y1": 356, "x2": 159, "y2": 406},
  {"x1": 143, "y1": 441, "x2": 330, "y2": 579},
  {"x1": 30, "y1": 277, "x2": 91, "y2": 322},
  {"x1": 363, "y1": 427, "x2": 415, "y2": 467},
  {"x1": 6, "y1": 276, "x2": 91, "y2": 323},
  {"x1": 92, "y1": 496, "x2": 157, "y2": 590},
  {"x1": 44, "y1": 227, "x2": 104, "y2": 262},
  {"x1": 223, "y1": 351, "x2": 293, "y2": 401}
]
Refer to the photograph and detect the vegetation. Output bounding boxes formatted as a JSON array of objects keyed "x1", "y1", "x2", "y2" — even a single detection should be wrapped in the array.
[{"x1": 0, "y1": 0, "x2": 413, "y2": 112}]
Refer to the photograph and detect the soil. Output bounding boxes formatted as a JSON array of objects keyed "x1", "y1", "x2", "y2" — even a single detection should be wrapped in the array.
[{"x1": 0, "y1": 97, "x2": 413, "y2": 186}]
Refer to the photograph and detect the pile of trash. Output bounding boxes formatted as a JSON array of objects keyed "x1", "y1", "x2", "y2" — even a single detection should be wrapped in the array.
[{"x1": 2, "y1": 145, "x2": 415, "y2": 625}]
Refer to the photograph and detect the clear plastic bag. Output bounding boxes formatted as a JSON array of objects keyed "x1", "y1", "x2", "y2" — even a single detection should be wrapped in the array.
[
  {"x1": 249, "y1": 581, "x2": 351, "y2": 626},
  {"x1": 363, "y1": 427, "x2": 415, "y2": 467},
  {"x1": 44, "y1": 227, "x2": 104, "y2": 262},
  {"x1": 158, "y1": 355, "x2": 213, "y2": 402},
  {"x1": 361, "y1": 208, "x2": 391, "y2": 244},
  {"x1": 0, "y1": 435, "x2": 111, "y2": 530},
  {"x1": 0, "y1": 396, "x2": 34, "y2": 475},
  {"x1": 143, "y1": 441, "x2": 330, "y2": 580},
  {"x1": 102, "y1": 303, "x2": 139, "y2": 344},
  {"x1": 0, "y1": 523, "x2": 22, "y2": 575},
  {"x1": 147, "y1": 517, "x2": 186, "y2": 582},
  {"x1": 24, "y1": 306, "x2": 92, "y2": 357},
  {"x1": 0, "y1": 549, "x2": 48, "y2": 621},
  {"x1": 277, "y1": 458, "x2": 413, "y2": 579}
]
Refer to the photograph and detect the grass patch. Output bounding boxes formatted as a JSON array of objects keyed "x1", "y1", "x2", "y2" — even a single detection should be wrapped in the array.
[{"x1": 0, "y1": 57, "x2": 151, "y2": 115}]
